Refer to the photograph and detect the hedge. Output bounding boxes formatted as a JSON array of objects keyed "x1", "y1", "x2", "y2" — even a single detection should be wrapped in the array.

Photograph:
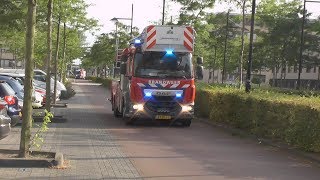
[
  {"x1": 87, "y1": 76, "x2": 113, "y2": 90},
  {"x1": 195, "y1": 85, "x2": 320, "y2": 152}
]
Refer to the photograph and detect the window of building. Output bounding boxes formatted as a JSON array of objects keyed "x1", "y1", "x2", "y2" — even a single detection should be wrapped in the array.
[
  {"x1": 314, "y1": 66, "x2": 317, "y2": 73},
  {"x1": 306, "y1": 66, "x2": 312, "y2": 73},
  {"x1": 294, "y1": 65, "x2": 298, "y2": 73}
]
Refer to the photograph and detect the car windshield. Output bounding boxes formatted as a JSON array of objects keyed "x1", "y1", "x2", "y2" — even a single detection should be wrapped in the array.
[
  {"x1": 7, "y1": 79, "x2": 24, "y2": 99},
  {"x1": 1, "y1": 83, "x2": 16, "y2": 96},
  {"x1": 134, "y1": 52, "x2": 193, "y2": 79}
]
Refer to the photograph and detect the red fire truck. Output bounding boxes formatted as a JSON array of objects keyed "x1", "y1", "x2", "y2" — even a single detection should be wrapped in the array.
[{"x1": 111, "y1": 25, "x2": 203, "y2": 126}]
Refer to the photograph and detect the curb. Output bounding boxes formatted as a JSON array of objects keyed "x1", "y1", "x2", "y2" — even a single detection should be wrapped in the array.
[{"x1": 195, "y1": 117, "x2": 320, "y2": 166}]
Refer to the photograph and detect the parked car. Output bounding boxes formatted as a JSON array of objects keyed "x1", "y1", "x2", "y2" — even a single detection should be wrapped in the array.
[
  {"x1": 0, "y1": 81, "x2": 22, "y2": 126},
  {"x1": 33, "y1": 79, "x2": 60, "y2": 101},
  {"x1": 0, "y1": 74, "x2": 43, "y2": 108},
  {"x1": 0, "y1": 100, "x2": 11, "y2": 140}
]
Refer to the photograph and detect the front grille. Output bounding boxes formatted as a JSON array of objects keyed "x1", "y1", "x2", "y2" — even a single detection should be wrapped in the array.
[
  {"x1": 145, "y1": 101, "x2": 181, "y2": 113},
  {"x1": 153, "y1": 96, "x2": 175, "y2": 102}
]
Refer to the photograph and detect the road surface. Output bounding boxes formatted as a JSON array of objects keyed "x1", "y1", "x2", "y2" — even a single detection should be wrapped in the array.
[{"x1": 1, "y1": 79, "x2": 320, "y2": 180}]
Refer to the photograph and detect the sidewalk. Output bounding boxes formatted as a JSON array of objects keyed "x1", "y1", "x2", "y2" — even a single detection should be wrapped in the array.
[{"x1": 0, "y1": 82, "x2": 142, "y2": 180}]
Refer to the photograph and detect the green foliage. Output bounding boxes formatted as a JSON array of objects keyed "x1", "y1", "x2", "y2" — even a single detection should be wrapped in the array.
[
  {"x1": 60, "y1": 80, "x2": 76, "y2": 99},
  {"x1": 1, "y1": 0, "x2": 98, "y2": 70},
  {"x1": 30, "y1": 110, "x2": 53, "y2": 150},
  {"x1": 251, "y1": 77, "x2": 262, "y2": 84},
  {"x1": 87, "y1": 76, "x2": 113, "y2": 90},
  {"x1": 196, "y1": 85, "x2": 320, "y2": 152},
  {"x1": 82, "y1": 23, "x2": 140, "y2": 68}
]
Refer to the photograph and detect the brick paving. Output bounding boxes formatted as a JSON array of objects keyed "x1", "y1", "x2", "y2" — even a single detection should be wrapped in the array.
[{"x1": 0, "y1": 81, "x2": 142, "y2": 180}]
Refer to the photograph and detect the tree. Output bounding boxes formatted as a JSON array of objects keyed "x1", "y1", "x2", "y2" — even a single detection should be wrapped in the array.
[
  {"x1": 82, "y1": 23, "x2": 139, "y2": 74},
  {"x1": 19, "y1": 0, "x2": 37, "y2": 158},
  {"x1": 45, "y1": 0, "x2": 53, "y2": 111}
]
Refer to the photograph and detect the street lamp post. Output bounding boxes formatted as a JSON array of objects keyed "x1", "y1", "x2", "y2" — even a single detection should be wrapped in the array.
[
  {"x1": 297, "y1": 0, "x2": 320, "y2": 90},
  {"x1": 245, "y1": 0, "x2": 256, "y2": 93},
  {"x1": 162, "y1": 0, "x2": 165, "y2": 25},
  {"x1": 222, "y1": 11, "x2": 230, "y2": 84},
  {"x1": 111, "y1": 4, "x2": 134, "y2": 38},
  {"x1": 110, "y1": 4, "x2": 134, "y2": 78}
]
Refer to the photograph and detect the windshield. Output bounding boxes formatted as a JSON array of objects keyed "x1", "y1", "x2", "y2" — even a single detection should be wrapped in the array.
[
  {"x1": 134, "y1": 52, "x2": 193, "y2": 79},
  {"x1": 7, "y1": 79, "x2": 24, "y2": 99}
]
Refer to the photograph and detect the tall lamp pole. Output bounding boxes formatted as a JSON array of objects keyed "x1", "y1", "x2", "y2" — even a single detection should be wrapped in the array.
[
  {"x1": 162, "y1": 0, "x2": 165, "y2": 25},
  {"x1": 111, "y1": 4, "x2": 134, "y2": 38},
  {"x1": 297, "y1": 0, "x2": 320, "y2": 90},
  {"x1": 245, "y1": 0, "x2": 256, "y2": 93},
  {"x1": 222, "y1": 11, "x2": 230, "y2": 84}
]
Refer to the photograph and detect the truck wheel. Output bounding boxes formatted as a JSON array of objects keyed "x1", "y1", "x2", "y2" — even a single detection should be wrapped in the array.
[
  {"x1": 122, "y1": 105, "x2": 135, "y2": 125},
  {"x1": 113, "y1": 107, "x2": 122, "y2": 118},
  {"x1": 184, "y1": 119, "x2": 192, "y2": 127}
]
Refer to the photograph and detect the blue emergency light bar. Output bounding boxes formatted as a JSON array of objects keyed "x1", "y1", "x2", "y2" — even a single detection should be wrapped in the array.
[
  {"x1": 166, "y1": 49, "x2": 174, "y2": 55},
  {"x1": 135, "y1": 39, "x2": 141, "y2": 44},
  {"x1": 175, "y1": 93, "x2": 182, "y2": 98},
  {"x1": 145, "y1": 92, "x2": 152, "y2": 97}
]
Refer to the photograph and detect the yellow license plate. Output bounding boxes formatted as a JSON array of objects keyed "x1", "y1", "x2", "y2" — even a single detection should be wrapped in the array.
[{"x1": 155, "y1": 115, "x2": 171, "y2": 120}]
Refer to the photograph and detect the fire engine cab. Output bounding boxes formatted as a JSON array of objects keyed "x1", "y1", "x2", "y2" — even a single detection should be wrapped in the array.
[{"x1": 111, "y1": 25, "x2": 203, "y2": 126}]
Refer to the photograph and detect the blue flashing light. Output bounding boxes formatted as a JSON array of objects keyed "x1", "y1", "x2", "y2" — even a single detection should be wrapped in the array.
[
  {"x1": 145, "y1": 92, "x2": 152, "y2": 97},
  {"x1": 176, "y1": 93, "x2": 182, "y2": 98},
  {"x1": 166, "y1": 49, "x2": 174, "y2": 55},
  {"x1": 135, "y1": 39, "x2": 141, "y2": 44}
]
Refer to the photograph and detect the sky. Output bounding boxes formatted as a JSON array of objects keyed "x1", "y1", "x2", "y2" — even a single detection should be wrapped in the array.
[{"x1": 84, "y1": 0, "x2": 320, "y2": 46}]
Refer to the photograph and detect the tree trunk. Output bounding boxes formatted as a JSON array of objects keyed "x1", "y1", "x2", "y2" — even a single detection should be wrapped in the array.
[
  {"x1": 104, "y1": 63, "x2": 107, "y2": 78},
  {"x1": 45, "y1": 0, "x2": 53, "y2": 112},
  {"x1": 61, "y1": 23, "x2": 67, "y2": 84},
  {"x1": 19, "y1": 0, "x2": 37, "y2": 158},
  {"x1": 53, "y1": 15, "x2": 61, "y2": 105},
  {"x1": 239, "y1": 0, "x2": 246, "y2": 88}
]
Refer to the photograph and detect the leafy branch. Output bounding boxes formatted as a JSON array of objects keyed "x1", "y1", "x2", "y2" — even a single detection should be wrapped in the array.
[{"x1": 30, "y1": 110, "x2": 53, "y2": 151}]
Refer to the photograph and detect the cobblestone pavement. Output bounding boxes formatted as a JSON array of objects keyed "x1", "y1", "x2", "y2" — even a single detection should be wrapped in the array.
[
  {"x1": 0, "y1": 80, "x2": 142, "y2": 180},
  {"x1": 1, "y1": 79, "x2": 320, "y2": 180}
]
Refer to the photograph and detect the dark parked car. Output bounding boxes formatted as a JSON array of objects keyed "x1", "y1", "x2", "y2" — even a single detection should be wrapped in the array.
[
  {"x1": 0, "y1": 100, "x2": 11, "y2": 140},
  {"x1": 0, "y1": 75, "x2": 24, "y2": 99},
  {"x1": 0, "y1": 81, "x2": 21, "y2": 126}
]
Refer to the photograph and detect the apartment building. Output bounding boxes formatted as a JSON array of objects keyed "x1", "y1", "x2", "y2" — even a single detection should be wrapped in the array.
[
  {"x1": 0, "y1": 46, "x2": 23, "y2": 69},
  {"x1": 202, "y1": 14, "x2": 320, "y2": 89}
]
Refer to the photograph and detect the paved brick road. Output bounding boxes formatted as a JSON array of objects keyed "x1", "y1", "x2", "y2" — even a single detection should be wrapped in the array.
[
  {"x1": 1, "y1": 79, "x2": 320, "y2": 180},
  {"x1": 0, "y1": 80, "x2": 141, "y2": 180}
]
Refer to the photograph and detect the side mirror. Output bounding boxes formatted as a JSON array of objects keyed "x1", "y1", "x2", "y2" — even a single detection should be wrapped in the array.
[
  {"x1": 197, "y1": 57, "x2": 203, "y2": 65},
  {"x1": 120, "y1": 63, "x2": 127, "y2": 75},
  {"x1": 196, "y1": 65, "x2": 204, "y2": 80}
]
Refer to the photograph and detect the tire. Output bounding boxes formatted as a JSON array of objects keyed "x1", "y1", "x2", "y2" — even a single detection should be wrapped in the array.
[
  {"x1": 184, "y1": 119, "x2": 192, "y2": 127},
  {"x1": 122, "y1": 105, "x2": 134, "y2": 125},
  {"x1": 113, "y1": 107, "x2": 122, "y2": 118}
]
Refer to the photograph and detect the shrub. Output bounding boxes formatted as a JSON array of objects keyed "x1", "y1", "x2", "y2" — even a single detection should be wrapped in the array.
[
  {"x1": 60, "y1": 80, "x2": 76, "y2": 99},
  {"x1": 88, "y1": 76, "x2": 113, "y2": 90},
  {"x1": 195, "y1": 85, "x2": 320, "y2": 152}
]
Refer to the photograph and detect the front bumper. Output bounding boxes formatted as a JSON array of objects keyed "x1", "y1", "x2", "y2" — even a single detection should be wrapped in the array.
[
  {"x1": 7, "y1": 106, "x2": 22, "y2": 126},
  {"x1": 126, "y1": 102, "x2": 194, "y2": 121}
]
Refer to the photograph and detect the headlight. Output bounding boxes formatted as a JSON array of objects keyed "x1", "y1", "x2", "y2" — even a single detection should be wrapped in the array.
[
  {"x1": 181, "y1": 105, "x2": 193, "y2": 112},
  {"x1": 133, "y1": 104, "x2": 144, "y2": 111}
]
